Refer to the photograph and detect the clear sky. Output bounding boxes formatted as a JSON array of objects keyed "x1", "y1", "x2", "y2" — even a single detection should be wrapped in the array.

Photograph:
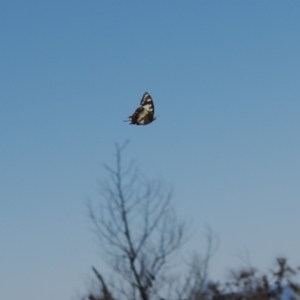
[{"x1": 1, "y1": 1, "x2": 300, "y2": 299}]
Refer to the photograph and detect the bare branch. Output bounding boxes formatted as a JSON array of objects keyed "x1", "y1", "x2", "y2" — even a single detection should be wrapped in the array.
[{"x1": 87, "y1": 143, "x2": 186, "y2": 300}]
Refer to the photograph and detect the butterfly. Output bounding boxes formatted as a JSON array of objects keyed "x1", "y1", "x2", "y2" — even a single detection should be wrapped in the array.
[{"x1": 126, "y1": 92, "x2": 156, "y2": 125}]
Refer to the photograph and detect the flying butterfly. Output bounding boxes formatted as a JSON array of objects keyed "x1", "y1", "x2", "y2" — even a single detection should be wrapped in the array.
[{"x1": 125, "y1": 92, "x2": 156, "y2": 125}]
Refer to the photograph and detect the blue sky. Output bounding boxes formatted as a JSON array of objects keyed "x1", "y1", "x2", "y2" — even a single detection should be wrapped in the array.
[{"x1": 1, "y1": 1, "x2": 300, "y2": 299}]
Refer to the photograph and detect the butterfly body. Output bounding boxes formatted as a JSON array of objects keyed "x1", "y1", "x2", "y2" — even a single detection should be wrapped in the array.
[{"x1": 127, "y1": 92, "x2": 156, "y2": 125}]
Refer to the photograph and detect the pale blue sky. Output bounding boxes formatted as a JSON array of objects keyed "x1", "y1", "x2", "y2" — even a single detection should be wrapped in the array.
[{"x1": 1, "y1": 1, "x2": 300, "y2": 299}]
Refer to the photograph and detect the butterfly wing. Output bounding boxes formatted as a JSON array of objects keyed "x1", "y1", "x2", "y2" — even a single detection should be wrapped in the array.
[{"x1": 140, "y1": 92, "x2": 155, "y2": 116}]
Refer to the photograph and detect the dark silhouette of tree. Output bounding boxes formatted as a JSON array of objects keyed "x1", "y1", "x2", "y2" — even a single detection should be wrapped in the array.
[
  {"x1": 82, "y1": 143, "x2": 300, "y2": 300},
  {"x1": 186, "y1": 257, "x2": 300, "y2": 300},
  {"x1": 87, "y1": 142, "x2": 186, "y2": 300}
]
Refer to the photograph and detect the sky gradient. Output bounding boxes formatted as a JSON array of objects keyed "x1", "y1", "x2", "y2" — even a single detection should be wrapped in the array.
[{"x1": 1, "y1": 1, "x2": 300, "y2": 299}]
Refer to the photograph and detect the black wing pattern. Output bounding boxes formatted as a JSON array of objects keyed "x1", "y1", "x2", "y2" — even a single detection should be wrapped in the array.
[{"x1": 126, "y1": 92, "x2": 156, "y2": 125}]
